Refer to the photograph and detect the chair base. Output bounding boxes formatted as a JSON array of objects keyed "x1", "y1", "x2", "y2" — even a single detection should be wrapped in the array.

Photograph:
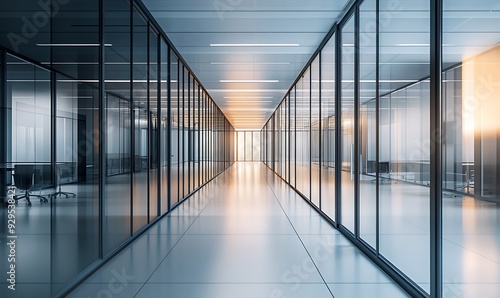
[
  {"x1": 15, "y1": 191, "x2": 48, "y2": 206},
  {"x1": 52, "y1": 191, "x2": 76, "y2": 199}
]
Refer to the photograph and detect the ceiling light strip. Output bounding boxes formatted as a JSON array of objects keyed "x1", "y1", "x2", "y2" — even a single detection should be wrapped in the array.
[
  {"x1": 37, "y1": 43, "x2": 113, "y2": 47},
  {"x1": 220, "y1": 80, "x2": 279, "y2": 83},
  {"x1": 210, "y1": 43, "x2": 299, "y2": 47}
]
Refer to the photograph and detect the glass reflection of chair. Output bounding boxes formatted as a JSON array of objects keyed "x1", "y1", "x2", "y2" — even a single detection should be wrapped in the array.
[
  {"x1": 52, "y1": 164, "x2": 76, "y2": 199},
  {"x1": 379, "y1": 162, "x2": 391, "y2": 183},
  {"x1": 12, "y1": 164, "x2": 49, "y2": 206},
  {"x1": 461, "y1": 169, "x2": 474, "y2": 193}
]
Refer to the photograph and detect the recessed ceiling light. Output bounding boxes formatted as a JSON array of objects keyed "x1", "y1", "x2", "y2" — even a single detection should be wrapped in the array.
[
  {"x1": 211, "y1": 62, "x2": 290, "y2": 65},
  {"x1": 397, "y1": 43, "x2": 429, "y2": 47},
  {"x1": 224, "y1": 96, "x2": 274, "y2": 99},
  {"x1": 220, "y1": 80, "x2": 279, "y2": 83},
  {"x1": 209, "y1": 89, "x2": 287, "y2": 92},
  {"x1": 210, "y1": 43, "x2": 299, "y2": 47},
  {"x1": 225, "y1": 101, "x2": 272, "y2": 103}
]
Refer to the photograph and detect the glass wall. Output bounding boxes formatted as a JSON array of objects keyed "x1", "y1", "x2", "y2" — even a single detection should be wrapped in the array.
[
  {"x1": 442, "y1": 1, "x2": 500, "y2": 297},
  {"x1": 0, "y1": 0, "x2": 235, "y2": 296},
  {"x1": 1, "y1": 54, "x2": 53, "y2": 297},
  {"x1": 103, "y1": 0, "x2": 132, "y2": 256},
  {"x1": 296, "y1": 68, "x2": 311, "y2": 198},
  {"x1": 379, "y1": 0, "x2": 431, "y2": 291},
  {"x1": 263, "y1": 0, "x2": 500, "y2": 297},
  {"x1": 321, "y1": 34, "x2": 336, "y2": 221},
  {"x1": 160, "y1": 38, "x2": 169, "y2": 215},
  {"x1": 132, "y1": 8, "x2": 149, "y2": 234},
  {"x1": 340, "y1": 15, "x2": 356, "y2": 233},
  {"x1": 358, "y1": 0, "x2": 376, "y2": 249},
  {"x1": 236, "y1": 131, "x2": 261, "y2": 162},
  {"x1": 311, "y1": 56, "x2": 321, "y2": 208}
]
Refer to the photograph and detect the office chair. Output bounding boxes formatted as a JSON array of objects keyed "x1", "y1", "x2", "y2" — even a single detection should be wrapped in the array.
[
  {"x1": 52, "y1": 165, "x2": 76, "y2": 199},
  {"x1": 12, "y1": 165, "x2": 48, "y2": 206},
  {"x1": 461, "y1": 169, "x2": 474, "y2": 193}
]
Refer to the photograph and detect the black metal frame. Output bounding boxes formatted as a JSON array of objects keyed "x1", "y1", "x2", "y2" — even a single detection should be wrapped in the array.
[
  {"x1": 0, "y1": 50, "x2": 6, "y2": 205},
  {"x1": 430, "y1": 0, "x2": 443, "y2": 297}
]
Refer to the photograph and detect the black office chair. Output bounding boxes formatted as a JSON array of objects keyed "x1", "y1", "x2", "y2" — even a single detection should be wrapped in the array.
[
  {"x1": 52, "y1": 165, "x2": 76, "y2": 199},
  {"x1": 12, "y1": 165, "x2": 47, "y2": 206}
]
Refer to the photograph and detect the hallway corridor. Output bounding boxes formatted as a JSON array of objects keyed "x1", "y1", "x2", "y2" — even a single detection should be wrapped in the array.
[{"x1": 68, "y1": 162, "x2": 408, "y2": 298}]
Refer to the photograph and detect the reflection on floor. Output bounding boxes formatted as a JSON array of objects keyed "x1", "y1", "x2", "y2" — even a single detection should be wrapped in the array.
[{"x1": 68, "y1": 162, "x2": 409, "y2": 298}]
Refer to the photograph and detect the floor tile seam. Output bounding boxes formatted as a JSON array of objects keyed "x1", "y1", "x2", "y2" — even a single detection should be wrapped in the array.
[
  {"x1": 442, "y1": 233, "x2": 500, "y2": 236},
  {"x1": 326, "y1": 281, "x2": 409, "y2": 284},
  {"x1": 183, "y1": 233, "x2": 299, "y2": 235},
  {"x1": 132, "y1": 169, "x2": 228, "y2": 298},
  {"x1": 377, "y1": 212, "x2": 430, "y2": 232},
  {"x1": 140, "y1": 282, "x2": 329, "y2": 285},
  {"x1": 263, "y1": 166, "x2": 335, "y2": 298},
  {"x1": 440, "y1": 237, "x2": 500, "y2": 265}
]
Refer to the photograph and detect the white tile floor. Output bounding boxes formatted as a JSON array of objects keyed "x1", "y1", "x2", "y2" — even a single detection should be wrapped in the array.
[{"x1": 69, "y1": 162, "x2": 408, "y2": 298}]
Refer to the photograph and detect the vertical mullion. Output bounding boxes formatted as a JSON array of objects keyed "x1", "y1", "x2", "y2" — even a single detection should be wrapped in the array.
[
  {"x1": 430, "y1": 0, "x2": 443, "y2": 296},
  {"x1": 181, "y1": 68, "x2": 184, "y2": 199},
  {"x1": 177, "y1": 63, "x2": 180, "y2": 202},
  {"x1": 166, "y1": 45, "x2": 171, "y2": 211},
  {"x1": 0, "y1": 50, "x2": 6, "y2": 208},
  {"x1": 309, "y1": 65, "x2": 312, "y2": 200},
  {"x1": 354, "y1": 3, "x2": 360, "y2": 238},
  {"x1": 318, "y1": 52, "x2": 322, "y2": 210},
  {"x1": 184, "y1": 71, "x2": 189, "y2": 195},
  {"x1": 146, "y1": 23, "x2": 150, "y2": 222},
  {"x1": 98, "y1": 0, "x2": 105, "y2": 259},
  {"x1": 198, "y1": 85, "x2": 200, "y2": 187},
  {"x1": 375, "y1": 0, "x2": 380, "y2": 254},
  {"x1": 129, "y1": 2, "x2": 134, "y2": 236},
  {"x1": 156, "y1": 34, "x2": 161, "y2": 216},
  {"x1": 335, "y1": 26, "x2": 342, "y2": 226}
]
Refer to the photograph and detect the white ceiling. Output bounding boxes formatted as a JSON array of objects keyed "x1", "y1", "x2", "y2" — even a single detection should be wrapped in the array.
[
  {"x1": 141, "y1": 0, "x2": 352, "y2": 129},
  {"x1": 140, "y1": 0, "x2": 500, "y2": 129}
]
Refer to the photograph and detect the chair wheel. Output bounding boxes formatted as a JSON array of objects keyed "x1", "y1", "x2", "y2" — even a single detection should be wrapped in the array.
[{"x1": 28, "y1": 202, "x2": 32, "y2": 206}]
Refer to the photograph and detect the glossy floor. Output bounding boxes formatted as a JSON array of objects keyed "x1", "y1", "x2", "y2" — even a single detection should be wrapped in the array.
[{"x1": 69, "y1": 162, "x2": 408, "y2": 298}]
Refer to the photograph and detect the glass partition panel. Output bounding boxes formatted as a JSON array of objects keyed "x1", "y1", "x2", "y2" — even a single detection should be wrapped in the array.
[
  {"x1": 132, "y1": 9, "x2": 149, "y2": 233},
  {"x1": 253, "y1": 131, "x2": 261, "y2": 162},
  {"x1": 359, "y1": 0, "x2": 377, "y2": 248},
  {"x1": 149, "y1": 28, "x2": 159, "y2": 221},
  {"x1": 103, "y1": 0, "x2": 132, "y2": 255},
  {"x1": 296, "y1": 69, "x2": 311, "y2": 199},
  {"x1": 53, "y1": 55, "x2": 101, "y2": 295},
  {"x1": 311, "y1": 56, "x2": 321, "y2": 207},
  {"x1": 321, "y1": 34, "x2": 336, "y2": 221},
  {"x1": 160, "y1": 39, "x2": 169, "y2": 214},
  {"x1": 170, "y1": 54, "x2": 180, "y2": 206},
  {"x1": 290, "y1": 88, "x2": 296, "y2": 187},
  {"x1": 442, "y1": 1, "x2": 500, "y2": 295},
  {"x1": 379, "y1": 0, "x2": 430, "y2": 292},
  {"x1": 245, "y1": 131, "x2": 253, "y2": 161},
  {"x1": 341, "y1": 15, "x2": 355, "y2": 233},
  {"x1": 1, "y1": 54, "x2": 52, "y2": 297},
  {"x1": 182, "y1": 67, "x2": 189, "y2": 197}
]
